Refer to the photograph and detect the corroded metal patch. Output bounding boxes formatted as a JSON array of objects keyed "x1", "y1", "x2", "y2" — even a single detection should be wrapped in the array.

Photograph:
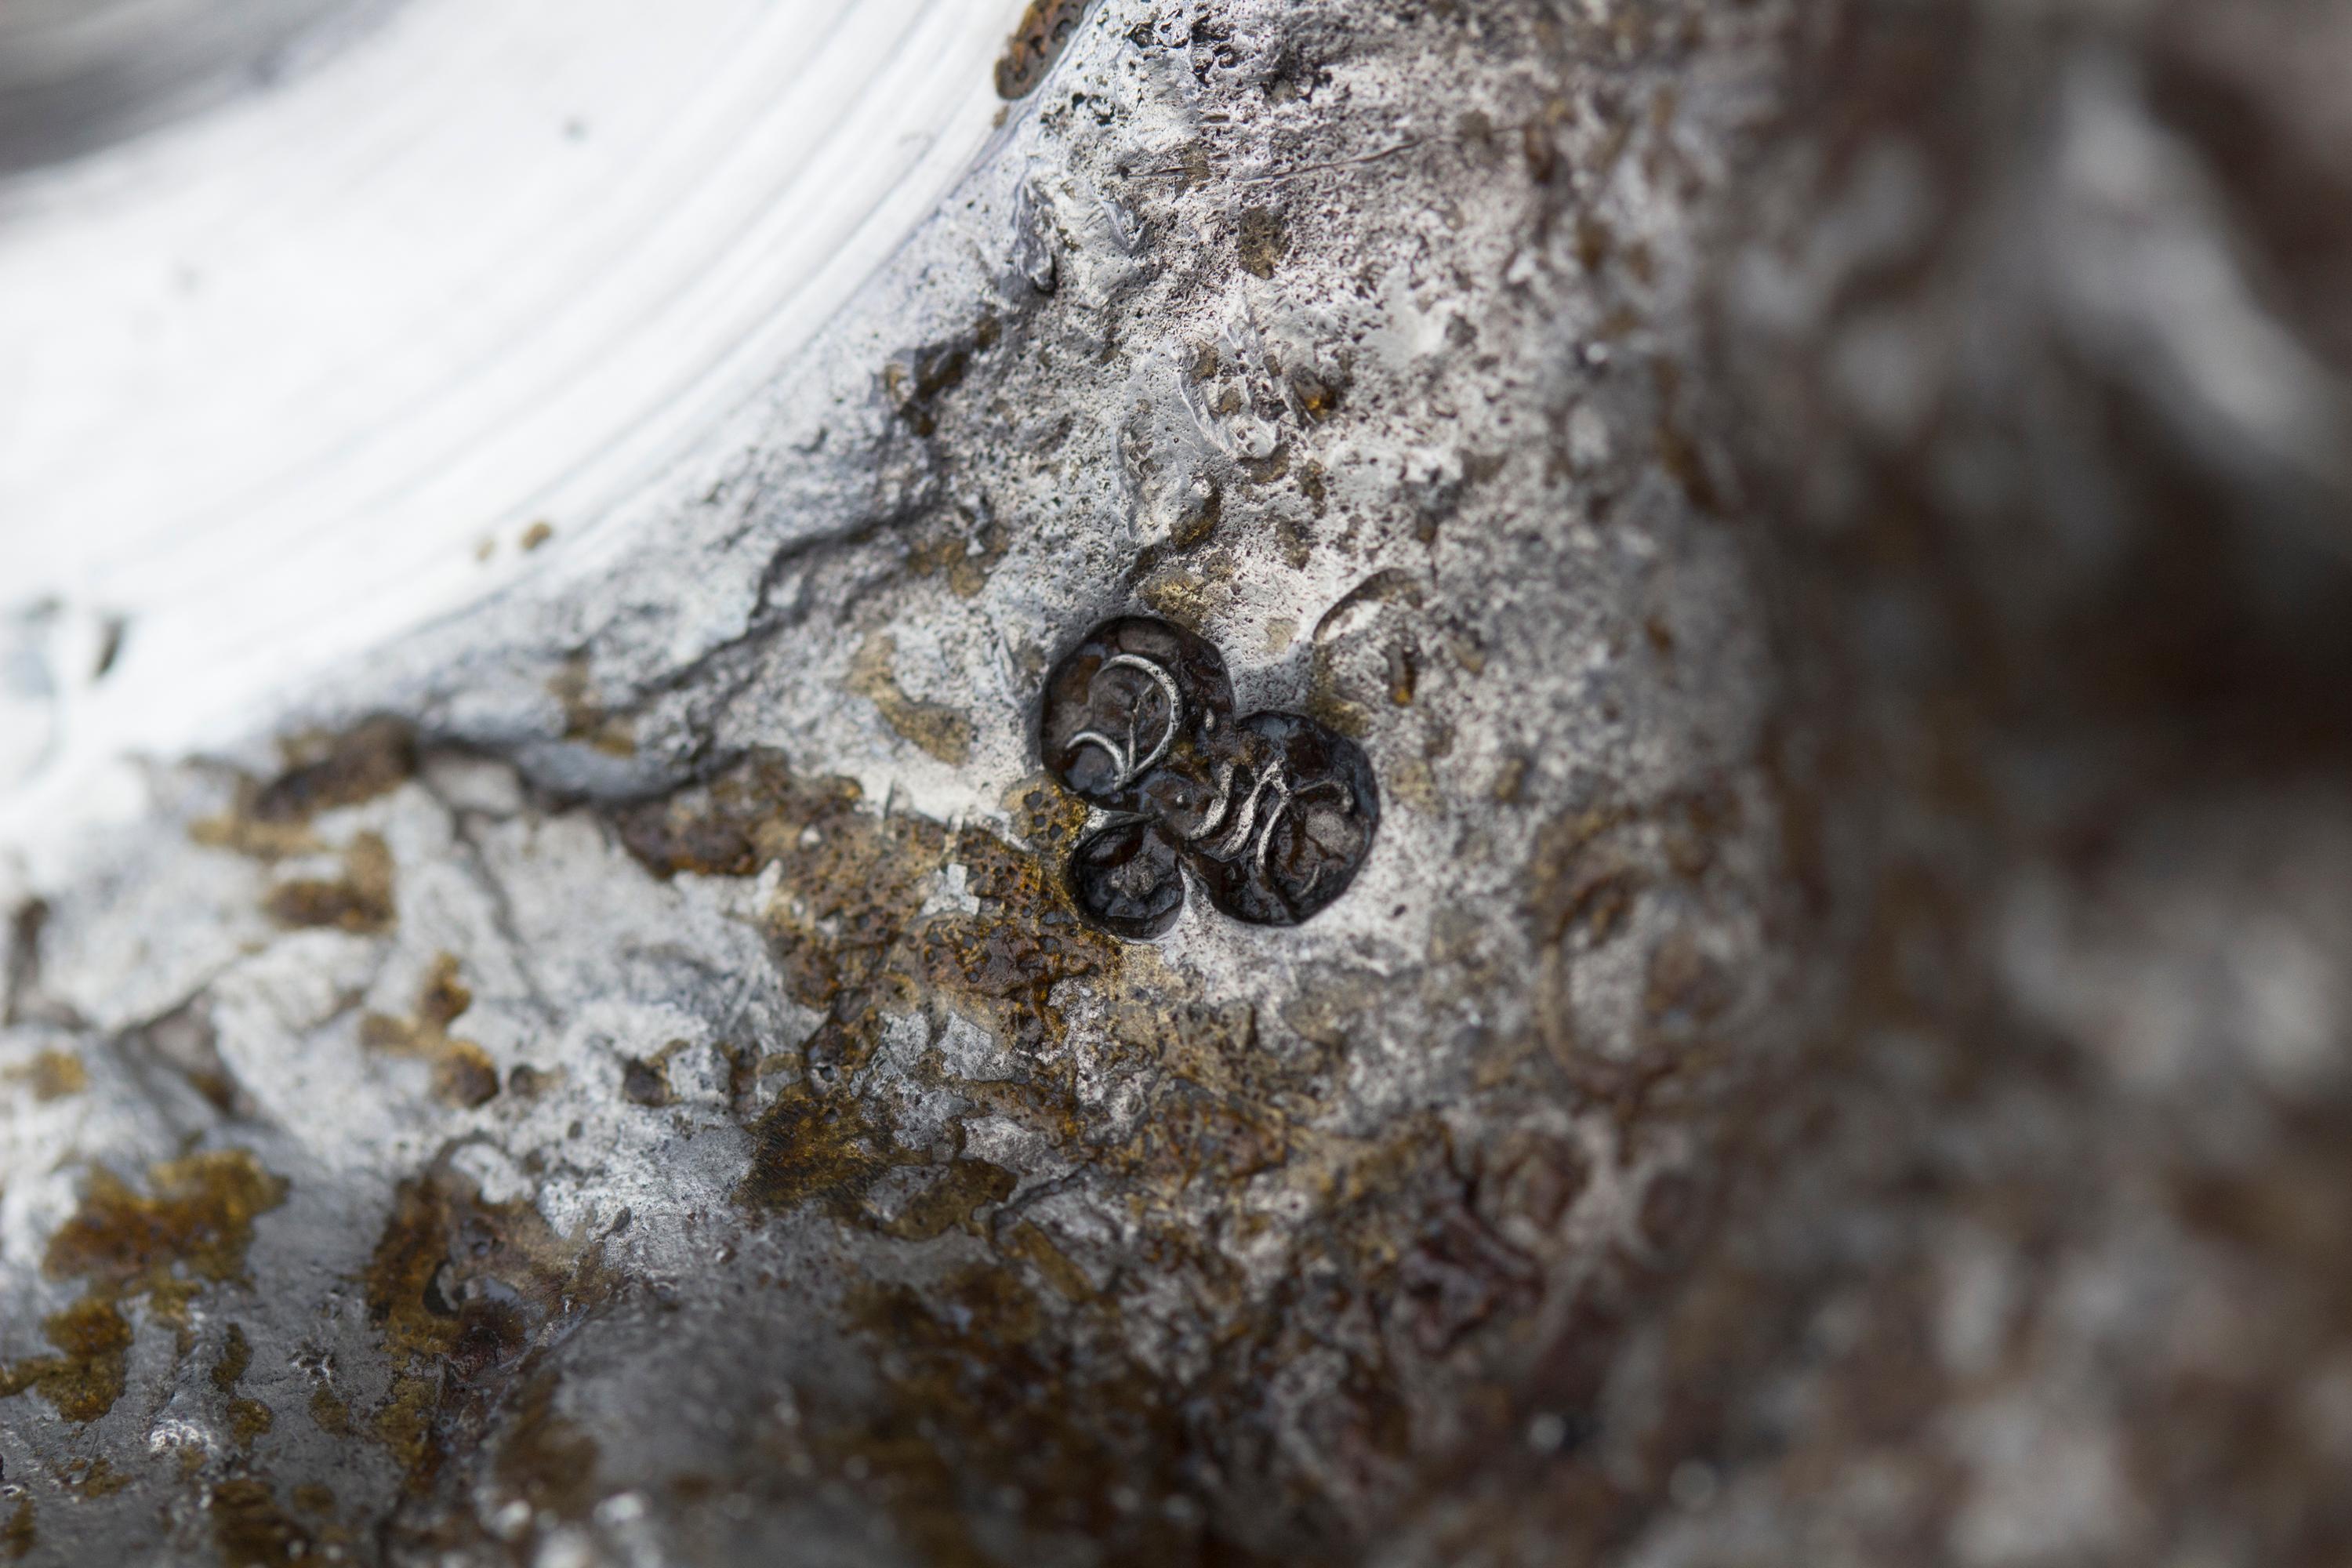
[
  {"x1": 995, "y1": 0, "x2": 1090, "y2": 100},
  {"x1": 1041, "y1": 615, "x2": 1377, "y2": 935}
]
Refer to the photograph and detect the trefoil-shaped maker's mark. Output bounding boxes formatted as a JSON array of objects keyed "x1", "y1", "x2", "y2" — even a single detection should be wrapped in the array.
[{"x1": 1040, "y1": 616, "x2": 1378, "y2": 937}]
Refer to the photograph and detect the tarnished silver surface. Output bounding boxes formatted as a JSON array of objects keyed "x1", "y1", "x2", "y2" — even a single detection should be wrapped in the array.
[
  {"x1": 0, "y1": 0, "x2": 1009, "y2": 835},
  {"x1": 5, "y1": 0, "x2": 2352, "y2": 1564},
  {"x1": 2, "y1": 3, "x2": 1788, "y2": 1559}
]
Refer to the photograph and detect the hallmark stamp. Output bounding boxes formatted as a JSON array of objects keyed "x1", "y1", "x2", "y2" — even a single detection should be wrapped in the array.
[{"x1": 1040, "y1": 616, "x2": 1378, "y2": 936}]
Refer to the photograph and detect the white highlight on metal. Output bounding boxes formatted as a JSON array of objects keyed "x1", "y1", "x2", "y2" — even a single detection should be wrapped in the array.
[
  {"x1": 1186, "y1": 746, "x2": 1348, "y2": 899},
  {"x1": 1068, "y1": 654, "x2": 1181, "y2": 789},
  {"x1": 1200, "y1": 760, "x2": 1341, "y2": 887}
]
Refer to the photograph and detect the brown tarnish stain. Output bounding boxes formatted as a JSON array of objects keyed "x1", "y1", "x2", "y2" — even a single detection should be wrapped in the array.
[
  {"x1": 2, "y1": 898, "x2": 46, "y2": 1029},
  {"x1": 213, "y1": 1324, "x2": 274, "y2": 1449},
  {"x1": 737, "y1": 1090, "x2": 894, "y2": 1218},
  {"x1": 847, "y1": 633, "x2": 975, "y2": 765},
  {"x1": 309, "y1": 1381, "x2": 354, "y2": 1437},
  {"x1": 249, "y1": 717, "x2": 418, "y2": 822},
  {"x1": 519, "y1": 520, "x2": 554, "y2": 552},
  {"x1": 548, "y1": 656, "x2": 638, "y2": 757},
  {"x1": 995, "y1": 0, "x2": 1087, "y2": 100},
  {"x1": 361, "y1": 1167, "x2": 609, "y2": 1490},
  {"x1": 1136, "y1": 551, "x2": 1241, "y2": 630},
  {"x1": 360, "y1": 954, "x2": 499, "y2": 1109},
  {"x1": 600, "y1": 752, "x2": 1470, "y2": 1556},
  {"x1": 264, "y1": 829, "x2": 396, "y2": 933},
  {"x1": 886, "y1": 1157, "x2": 1018, "y2": 1241},
  {"x1": 1288, "y1": 358, "x2": 1346, "y2": 424},
  {"x1": 492, "y1": 1367, "x2": 603, "y2": 1523},
  {"x1": 209, "y1": 1477, "x2": 313, "y2": 1568},
  {"x1": 620, "y1": 1052, "x2": 673, "y2": 1108},
  {"x1": 60, "y1": 1457, "x2": 130, "y2": 1497},
  {"x1": 884, "y1": 314, "x2": 998, "y2": 436},
  {"x1": 622, "y1": 1036, "x2": 703, "y2": 1109},
  {"x1": 822, "y1": 1265, "x2": 1291, "y2": 1568},
  {"x1": 2, "y1": 1048, "x2": 86, "y2": 1101},
  {"x1": 1000, "y1": 1220, "x2": 1093, "y2": 1303},
  {"x1": 42, "y1": 1149, "x2": 289, "y2": 1331},
  {"x1": 1388, "y1": 757, "x2": 1441, "y2": 815},
  {"x1": 906, "y1": 510, "x2": 1010, "y2": 598},
  {"x1": 1236, "y1": 205, "x2": 1290, "y2": 278},
  {"x1": 604, "y1": 743, "x2": 1731, "y2": 1555},
  {"x1": 2, "y1": 1146, "x2": 285, "y2": 1419},
  {"x1": 0, "y1": 1298, "x2": 132, "y2": 1422},
  {"x1": 192, "y1": 717, "x2": 417, "y2": 859},
  {"x1": 0, "y1": 1496, "x2": 30, "y2": 1560},
  {"x1": 735, "y1": 1091, "x2": 1014, "y2": 1241}
]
